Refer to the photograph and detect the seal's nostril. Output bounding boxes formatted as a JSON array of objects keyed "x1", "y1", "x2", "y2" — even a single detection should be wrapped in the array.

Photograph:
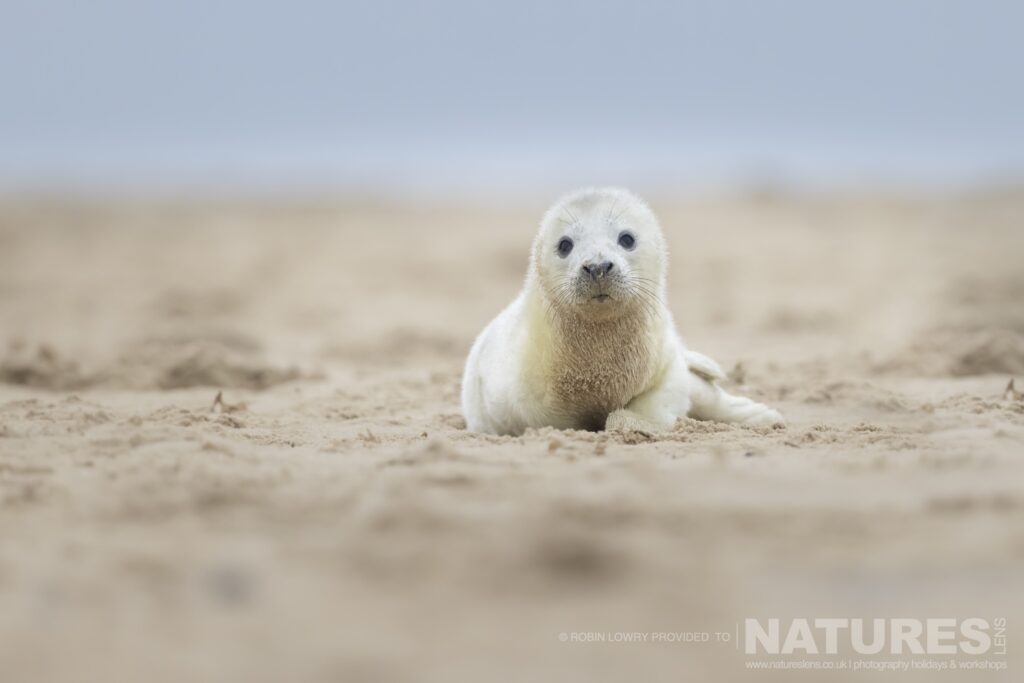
[{"x1": 582, "y1": 261, "x2": 614, "y2": 279}]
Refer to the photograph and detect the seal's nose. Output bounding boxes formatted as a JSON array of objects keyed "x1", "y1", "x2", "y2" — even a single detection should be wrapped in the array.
[{"x1": 581, "y1": 261, "x2": 614, "y2": 280}]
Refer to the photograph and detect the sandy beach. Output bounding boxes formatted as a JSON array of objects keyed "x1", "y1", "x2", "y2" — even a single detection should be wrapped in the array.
[{"x1": 1, "y1": 192, "x2": 1022, "y2": 681}]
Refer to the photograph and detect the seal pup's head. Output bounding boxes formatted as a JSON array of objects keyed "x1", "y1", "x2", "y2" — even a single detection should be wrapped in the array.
[{"x1": 531, "y1": 187, "x2": 667, "y2": 321}]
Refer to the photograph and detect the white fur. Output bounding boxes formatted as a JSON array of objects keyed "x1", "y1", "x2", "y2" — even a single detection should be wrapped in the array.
[{"x1": 461, "y1": 187, "x2": 784, "y2": 436}]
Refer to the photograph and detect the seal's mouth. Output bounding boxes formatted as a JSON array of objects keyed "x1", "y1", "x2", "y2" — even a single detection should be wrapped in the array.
[{"x1": 591, "y1": 293, "x2": 612, "y2": 302}]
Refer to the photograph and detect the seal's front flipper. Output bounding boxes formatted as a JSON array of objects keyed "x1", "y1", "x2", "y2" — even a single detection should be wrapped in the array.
[{"x1": 605, "y1": 408, "x2": 664, "y2": 435}]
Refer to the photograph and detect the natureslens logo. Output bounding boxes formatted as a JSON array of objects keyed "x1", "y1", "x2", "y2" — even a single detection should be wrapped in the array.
[
  {"x1": 743, "y1": 618, "x2": 1007, "y2": 656},
  {"x1": 555, "y1": 618, "x2": 1008, "y2": 673}
]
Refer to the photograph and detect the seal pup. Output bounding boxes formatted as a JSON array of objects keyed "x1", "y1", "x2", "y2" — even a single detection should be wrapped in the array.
[{"x1": 461, "y1": 187, "x2": 784, "y2": 436}]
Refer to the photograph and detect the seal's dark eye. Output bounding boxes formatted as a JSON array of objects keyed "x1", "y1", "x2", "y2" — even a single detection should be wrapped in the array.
[
  {"x1": 618, "y1": 232, "x2": 636, "y2": 250},
  {"x1": 556, "y1": 237, "x2": 573, "y2": 257}
]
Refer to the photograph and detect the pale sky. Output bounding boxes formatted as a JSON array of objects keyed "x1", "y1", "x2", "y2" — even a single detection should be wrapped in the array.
[{"x1": 2, "y1": 0, "x2": 1022, "y2": 195}]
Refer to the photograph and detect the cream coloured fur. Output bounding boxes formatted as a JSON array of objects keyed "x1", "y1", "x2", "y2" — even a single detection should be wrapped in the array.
[{"x1": 461, "y1": 187, "x2": 784, "y2": 436}]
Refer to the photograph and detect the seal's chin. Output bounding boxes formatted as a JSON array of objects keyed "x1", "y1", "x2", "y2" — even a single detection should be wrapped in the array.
[
  {"x1": 582, "y1": 280, "x2": 632, "y2": 305},
  {"x1": 571, "y1": 283, "x2": 639, "y2": 318},
  {"x1": 545, "y1": 278, "x2": 638, "y2": 318}
]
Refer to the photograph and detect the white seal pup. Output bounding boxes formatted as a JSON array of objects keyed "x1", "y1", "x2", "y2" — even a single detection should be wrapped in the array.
[{"x1": 461, "y1": 187, "x2": 784, "y2": 436}]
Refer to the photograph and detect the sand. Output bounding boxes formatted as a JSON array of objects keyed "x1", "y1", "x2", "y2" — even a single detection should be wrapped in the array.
[{"x1": 0, "y1": 192, "x2": 1022, "y2": 681}]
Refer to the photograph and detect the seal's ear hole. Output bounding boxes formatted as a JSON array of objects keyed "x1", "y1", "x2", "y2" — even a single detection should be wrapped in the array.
[
  {"x1": 618, "y1": 231, "x2": 636, "y2": 250},
  {"x1": 556, "y1": 237, "x2": 574, "y2": 258}
]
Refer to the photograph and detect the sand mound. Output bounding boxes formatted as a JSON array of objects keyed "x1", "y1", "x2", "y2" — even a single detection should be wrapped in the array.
[
  {"x1": 876, "y1": 327, "x2": 1024, "y2": 377},
  {"x1": 947, "y1": 274, "x2": 1024, "y2": 332},
  {"x1": 0, "y1": 343, "x2": 88, "y2": 390},
  {"x1": 109, "y1": 334, "x2": 303, "y2": 390},
  {"x1": 0, "y1": 335, "x2": 303, "y2": 391}
]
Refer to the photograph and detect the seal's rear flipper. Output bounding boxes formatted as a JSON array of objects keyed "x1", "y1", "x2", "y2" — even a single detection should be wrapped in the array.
[
  {"x1": 687, "y1": 378, "x2": 785, "y2": 427},
  {"x1": 684, "y1": 350, "x2": 726, "y2": 383}
]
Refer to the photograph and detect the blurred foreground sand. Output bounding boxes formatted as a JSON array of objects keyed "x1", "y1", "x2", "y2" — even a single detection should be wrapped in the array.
[{"x1": 0, "y1": 192, "x2": 1022, "y2": 681}]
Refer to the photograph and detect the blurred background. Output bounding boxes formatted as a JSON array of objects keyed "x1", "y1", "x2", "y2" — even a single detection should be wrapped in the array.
[
  {"x1": 3, "y1": 0, "x2": 1023, "y2": 198},
  {"x1": 2, "y1": 3, "x2": 1023, "y2": 682}
]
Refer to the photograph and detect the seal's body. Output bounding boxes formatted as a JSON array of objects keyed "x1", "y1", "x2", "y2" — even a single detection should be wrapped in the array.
[{"x1": 462, "y1": 187, "x2": 783, "y2": 436}]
